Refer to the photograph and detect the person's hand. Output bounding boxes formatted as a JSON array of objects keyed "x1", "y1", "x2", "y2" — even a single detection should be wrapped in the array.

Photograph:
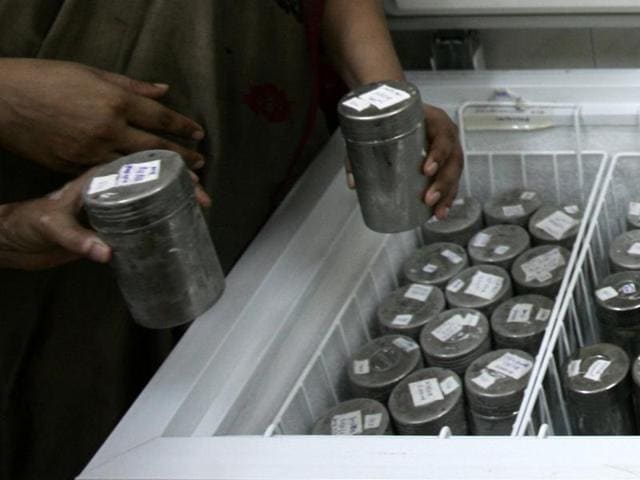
[{"x1": 0, "y1": 58, "x2": 205, "y2": 174}]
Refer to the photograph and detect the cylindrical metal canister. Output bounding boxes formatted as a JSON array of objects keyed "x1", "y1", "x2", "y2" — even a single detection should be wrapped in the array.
[
  {"x1": 468, "y1": 225, "x2": 531, "y2": 270},
  {"x1": 608, "y1": 230, "x2": 640, "y2": 273},
  {"x1": 528, "y1": 204, "x2": 582, "y2": 249},
  {"x1": 388, "y1": 367, "x2": 467, "y2": 435},
  {"x1": 464, "y1": 349, "x2": 534, "y2": 435},
  {"x1": 483, "y1": 189, "x2": 542, "y2": 227},
  {"x1": 445, "y1": 265, "x2": 513, "y2": 317},
  {"x1": 311, "y1": 398, "x2": 392, "y2": 435},
  {"x1": 377, "y1": 284, "x2": 446, "y2": 340},
  {"x1": 347, "y1": 335, "x2": 424, "y2": 403},
  {"x1": 421, "y1": 197, "x2": 483, "y2": 246},
  {"x1": 337, "y1": 81, "x2": 429, "y2": 233},
  {"x1": 490, "y1": 294, "x2": 554, "y2": 355},
  {"x1": 595, "y1": 271, "x2": 640, "y2": 359},
  {"x1": 511, "y1": 245, "x2": 570, "y2": 298},
  {"x1": 631, "y1": 355, "x2": 640, "y2": 428},
  {"x1": 83, "y1": 150, "x2": 225, "y2": 329},
  {"x1": 563, "y1": 343, "x2": 635, "y2": 435},
  {"x1": 626, "y1": 201, "x2": 640, "y2": 231},
  {"x1": 402, "y1": 243, "x2": 468, "y2": 289},
  {"x1": 419, "y1": 308, "x2": 491, "y2": 374}
]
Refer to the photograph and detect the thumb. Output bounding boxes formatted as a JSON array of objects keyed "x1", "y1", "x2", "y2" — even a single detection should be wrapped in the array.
[
  {"x1": 95, "y1": 69, "x2": 169, "y2": 98},
  {"x1": 39, "y1": 214, "x2": 111, "y2": 263}
]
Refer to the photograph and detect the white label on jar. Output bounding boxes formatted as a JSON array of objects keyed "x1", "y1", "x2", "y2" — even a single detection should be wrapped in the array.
[
  {"x1": 628, "y1": 243, "x2": 640, "y2": 256},
  {"x1": 472, "y1": 232, "x2": 491, "y2": 248},
  {"x1": 392, "y1": 314, "x2": 414, "y2": 326},
  {"x1": 364, "y1": 413, "x2": 382, "y2": 430},
  {"x1": 535, "y1": 211, "x2": 577, "y2": 240},
  {"x1": 521, "y1": 248, "x2": 565, "y2": 283},
  {"x1": 487, "y1": 352, "x2": 533, "y2": 380},
  {"x1": 564, "y1": 205, "x2": 580, "y2": 215},
  {"x1": 521, "y1": 191, "x2": 537, "y2": 201},
  {"x1": 447, "y1": 278, "x2": 466, "y2": 293},
  {"x1": 507, "y1": 303, "x2": 533, "y2": 323},
  {"x1": 440, "y1": 376, "x2": 460, "y2": 395},
  {"x1": 621, "y1": 283, "x2": 637, "y2": 295},
  {"x1": 359, "y1": 84, "x2": 411, "y2": 110},
  {"x1": 493, "y1": 245, "x2": 511, "y2": 255},
  {"x1": 464, "y1": 271, "x2": 504, "y2": 300},
  {"x1": 568, "y1": 359, "x2": 581, "y2": 378},
  {"x1": 427, "y1": 215, "x2": 439, "y2": 224},
  {"x1": 502, "y1": 204, "x2": 525, "y2": 217},
  {"x1": 404, "y1": 284, "x2": 433, "y2": 302},
  {"x1": 596, "y1": 286, "x2": 618, "y2": 301},
  {"x1": 393, "y1": 337, "x2": 419, "y2": 352},
  {"x1": 461, "y1": 313, "x2": 480, "y2": 327},
  {"x1": 629, "y1": 202, "x2": 640, "y2": 217},
  {"x1": 584, "y1": 359, "x2": 612, "y2": 382},
  {"x1": 88, "y1": 174, "x2": 118, "y2": 194},
  {"x1": 409, "y1": 378, "x2": 444, "y2": 407},
  {"x1": 471, "y1": 370, "x2": 496, "y2": 389},
  {"x1": 342, "y1": 96, "x2": 371, "y2": 112},
  {"x1": 441, "y1": 249, "x2": 464, "y2": 264},
  {"x1": 430, "y1": 315, "x2": 465, "y2": 342},
  {"x1": 422, "y1": 263, "x2": 439, "y2": 274},
  {"x1": 453, "y1": 198, "x2": 465, "y2": 206},
  {"x1": 353, "y1": 359, "x2": 370, "y2": 375},
  {"x1": 331, "y1": 411, "x2": 363, "y2": 435},
  {"x1": 536, "y1": 308, "x2": 552, "y2": 322},
  {"x1": 117, "y1": 159, "x2": 161, "y2": 186}
]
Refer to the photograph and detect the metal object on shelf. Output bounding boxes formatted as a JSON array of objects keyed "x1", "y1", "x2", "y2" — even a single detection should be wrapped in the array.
[
  {"x1": 83, "y1": 150, "x2": 225, "y2": 329},
  {"x1": 608, "y1": 230, "x2": 640, "y2": 272},
  {"x1": 490, "y1": 295, "x2": 554, "y2": 355},
  {"x1": 337, "y1": 80, "x2": 429, "y2": 233},
  {"x1": 421, "y1": 197, "x2": 483, "y2": 246},
  {"x1": 465, "y1": 349, "x2": 534, "y2": 435},
  {"x1": 347, "y1": 335, "x2": 424, "y2": 403},
  {"x1": 528, "y1": 204, "x2": 582, "y2": 249},
  {"x1": 378, "y1": 284, "x2": 446, "y2": 340},
  {"x1": 468, "y1": 224, "x2": 531, "y2": 270},
  {"x1": 632, "y1": 356, "x2": 640, "y2": 425},
  {"x1": 511, "y1": 245, "x2": 570, "y2": 298},
  {"x1": 402, "y1": 243, "x2": 469, "y2": 289},
  {"x1": 445, "y1": 265, "x2": 513, "y2": 316},
  {"x1": 562, "y1": 343, "x2": 635, "y2": 435},
  {"x1": 626, "y1": 201, "x2": 640, "y2": 231},
  {"x1": 311, "y1": 398, "x2": 392, "y2": 435},
  {"x1": 388, "y1": 367, "x2": 467, "y2": 435},
  {"x1": 483, "y1": 188, "x2": 542, "y2": 227},
  {"x1": 419, "y1": 308, "x2": 491, "y2": 374}
]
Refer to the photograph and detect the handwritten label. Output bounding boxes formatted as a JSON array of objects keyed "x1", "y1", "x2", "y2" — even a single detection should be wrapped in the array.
[
  {"x1": 441, "y1": 249, "x2": 464, "y2": 264},
  {"x1": 521, "y1": 248, "x2": 565, "y2": 283},
  {"x1": 536, "y1": 308, "x2": 551, "y2": 322},
  {"x1": 502, "y1": 204, "x2": 525, "y2": 217},
  {"x1": 487, "y1": 352, "x2": 533, "y2": 380},
  {"x1": 472, "y1": 232, "x2": 491, "y2": 248},
  {"x1": 440, "y1": 376, "x2": 460, "y2": 395},
  {"x1": 393, "y1": 337, "x2": 419, "y2": 352},
  {"x1": 447, "y1": 278, "x2": 466, "y2": 293},
  {"x1": 392, "y1": 314, "x2": 414, "y2": 327},
  {"x1": 431, "y1": 315, "x2": 465, "y2": 342},
  {"x1": 507, "y1": 303, "x2": 533, "y2": 323},
  {"x1": 535, "y1": 211, "x2": 577, "y2": 240},
  {"x1": 404, "y1": 284, "x2": 433, "y2": 302},
  {"x1": 584, "y1": 359, "x2": 611, "y2": 382},
  {"x1": 353, "y1": 359, "x2": 370, "y2": 375},
  {"x1": 331, "y1": 411, "x2": 363, "y2": 435},
  {"x1": 471, "y1": 370, "x2": 496, "y2": 389},
  {"x1": 364, "y1": 413, "x2": 383, "y2": 430},
  {"x1": 409, "y1": 378, "x2": 444, "y2": 407},
  {"x1": 464, "y1": 271, "x2": 504, "y2": 300},
  {"x1": 422, "y1": 263, "x2": 439, "y2": 274},
  {"x1": 360, "y1": 84, "x2": 411, "y2": 109}
]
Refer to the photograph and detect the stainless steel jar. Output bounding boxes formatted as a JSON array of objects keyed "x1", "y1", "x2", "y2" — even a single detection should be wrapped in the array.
[
  {"x1": 83, "y1": 150, "x2": 225, "y2": 329},
  {"x1": 483, "y1": 189, "x2": 542, "y2": 227},
  {"x1": 563, "y1": 343, "x2": 635, "y2": 435},
  {"x1": 626, "y1": 201, "x2": 640, "y2": 231},
  {"x1": 388, "y1": 367, "x2": 467, "y2": 435},
  {"x1": 419, "y1": 308, "x2": 491, "y2": 374},
  {"x1": 337, "y1": 81, "x2": 429, "y2": 233},
  {"x1": 468, "y1": 225, "x2": 531, "y2": 270},
  {"x1": 464, "y1": 349, "x2": 534, "y2": 435},
  {"x1": 347, "y1": 335, "x2": 424, "y2": 402},
  {"x1": 445, "y1": 265, "x2": 513, "y2": 316},
  {"x1": 631, "y1": 355, "x2": 640, "y2": 426},
  {"x1": 528, "y1": 204, "x2": 582, "y2": 249},
  {"x1": 377, "y1": 284, "x2": 446, "y2": 340},
  {"x1": 402, "y1": 242, "x2": 468, "y2": 289},
  {"x1": 311, "y1": 398, "x2": 392, "y2": 435},
  {"x1": 511, "y1": 245, "x2": 570, "y2": 298},
  {"x1": 608, "y1": 230, "x2": 640, "y2": 273},
  {"x1": 421, "y1": 196, "x2": 483, "y2": 246},
  {"x1": 490, "y1": 294, "x2": 554, "y2": 355}
]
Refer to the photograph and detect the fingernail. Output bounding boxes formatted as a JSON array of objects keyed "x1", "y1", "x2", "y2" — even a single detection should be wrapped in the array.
[
  {"x1": 194, "y1": 159, "x2": 205, "y2": 170},
  {"x1": 428, "y1": 191, "x2": 441, "y2": 205},
  {"x1": 425, "y1": 163, "x2": 438, "y2": 176},
  {"x1": 88, "y1": 240, "x2": 111, "y2": 263},
  {"x1": 347, "y1": 173, "x2": 355, "y2": 189},
  {"x1": 153, "y1": 83, "x2": 169, "y2": 89},
  {"x1": 192, "y1": 130, "x2": 205, "y2": 141}
]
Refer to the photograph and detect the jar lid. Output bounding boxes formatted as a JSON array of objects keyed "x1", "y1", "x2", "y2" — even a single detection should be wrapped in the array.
[
  {"x1": 511, "y1": 245, "x2": 570, "y2": 289},
  {"x1": 311, "y1": 398, "x2": 391, "y2": 435},
  {"x1": 377, "y1": 284, "x2": 446, "y2": 338},
  {"x1": 402, "y1": 243, "x2": 469, "y2": 288},
  {"x1": 595, "y1": 271, "x2": 640, "y2": 322},
  {"x1": 609, "y1": 230, "x2": 640, "y2": 271},
  {"x1": 491, "y1": 294, "x2": 554, "y2": 341},
  {"x1": 529, "y1": 204, "x2": 582, "y2": 245},
  {"x1": 337, "y1": 81, "x2": 423, "y2": 143},
  {"x1": 445, "y1": 265, "x2": 512, "y2": 313},
  {"x1": 483, "y1": 189, "x2": 542, "y2": 226},
  {"x1": 468, "y1": 225, "x2": 530, "y2": 267}
]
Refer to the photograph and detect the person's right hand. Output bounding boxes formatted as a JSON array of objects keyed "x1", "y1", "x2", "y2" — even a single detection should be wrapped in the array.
[{"x1": 0, "y1": 58, "x2": 205, "y2": 174}]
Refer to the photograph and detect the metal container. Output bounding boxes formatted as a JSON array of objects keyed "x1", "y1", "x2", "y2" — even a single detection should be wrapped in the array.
[
  {"x1": 337, "y1": 80, "x2": 429, "y2": 233},
  {"x1": 311, "y1": 398, "x2": 392, "y2": 435},
  {"x1": 528, "y1": 204, "x2": 582, "y2": 249},
  {"x1": 631, "y1": 355, "x2": 640, "y2": 428},
  {"x1": 608, "y1": 230, "x2": 640, "y2": 273},
  {"x1": 83, "y1": 150, "x2": 225, "y2": 329},
  {"x1": 419, "y1": 308, "x2": 491, "y2": 374},
  {"x1": 626, "y1": 201, "x2": 640, "y2": 231},
  {"x1": 562, "y1": 343, "x2": 635, "y2": 435},
  {"x1": 490, "y1": 294, "x2": 554, "y2": 355},
  {"x1": 511, "y1": 245, "x2": 570, "y2": 298},
  {"x1": 445, "y1": 265, "x2": 513, "y2": 317},
  {"x1": 595, "y1": 271, "x2": 640, "y2": 359},
  {"x1": 377, "y1": 284, "x2": 446, "y2": 340},
  {"x1": 464, "y1": 349, "x2": 534, "y2": 435},
  {"x1": 388, "y1": 367, "x2": 467, "y2": 435},
  {"x1": 483, "y1": 188, "x2": 542, "y2": 227},
  {"x1": 421, "y1": 196, "x2": 483, "y2": 246},
  {"x1": 347, "y1": 335, "x2": 424, "y2": 403},
  {"x1": 402, "y1": 243, "x2": 468, "y2": 289},
  {"x1": 468, "y1": 225, "x2": 530, "y2": 270}
]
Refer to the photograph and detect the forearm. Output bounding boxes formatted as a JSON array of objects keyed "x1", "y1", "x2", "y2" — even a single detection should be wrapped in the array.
[{"x1": 322, "y1": 0, "x2": 404, "y2": 88}]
